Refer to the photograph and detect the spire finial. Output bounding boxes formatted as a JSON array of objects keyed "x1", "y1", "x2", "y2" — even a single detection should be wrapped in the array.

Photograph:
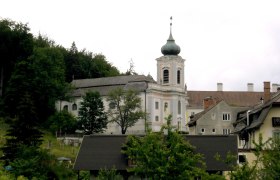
[{"x1": 161, "y1": 16, "x2": 181, "y2": 56}]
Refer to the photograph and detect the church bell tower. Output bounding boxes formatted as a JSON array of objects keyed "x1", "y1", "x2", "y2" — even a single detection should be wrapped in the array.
[{"x1": 156, "y1": 17, "x2": 185, "y2": 90}]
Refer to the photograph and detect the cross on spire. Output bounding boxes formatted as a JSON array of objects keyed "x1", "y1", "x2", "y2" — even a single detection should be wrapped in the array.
[{"x1": 170, "y1": 16, "x2": 173, "y2": 32}]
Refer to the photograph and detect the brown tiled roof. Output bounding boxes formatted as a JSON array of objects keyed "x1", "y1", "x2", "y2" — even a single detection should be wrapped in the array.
[
  {"x1": 74, "y1": 135, "x2": 237, "y2": 171},
  {"x1": 188, "y1": 91, "x2": 265, "y2": 108}
]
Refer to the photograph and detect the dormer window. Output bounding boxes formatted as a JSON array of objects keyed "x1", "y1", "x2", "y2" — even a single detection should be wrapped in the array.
[{"x1": 163, "y1": 69, "x2": 169, "y2": 84}]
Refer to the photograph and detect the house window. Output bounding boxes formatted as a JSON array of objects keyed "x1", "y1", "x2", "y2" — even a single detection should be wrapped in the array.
[
  {"x1": 178, "y1": 101, "x2": 181, "y2": 114},
  {"x1": 72, "y1": 103, "x2": 77, "y2": 111},
  {"x1": 155, "y1": 101, "x2": 159, "y2": 110},
  {"x1": 63, "y1": 105, "x2": 68, "y2": 111},
  {"x1": 212, "y1": 128, "x2": 216, "y2": 133},
  {"x1": 155, "y1": 116, "x2": 159, "y2": 122},
  {"x1": 222, "y1": 113, "x2": 231, "y2": 121},
  {"x1": 238, "y1": 155, "x2": 246, "y2": 164},
  {"x1": 163, "y1": 69, "x2": 169, "y2": 84},
  {"x1": 164, "y1": 102, "x2": 168, "y2": 112},
  {"x1": 273, "y1": 131, "x2": 280, "y2": 139},
  {"x1": 201, "y1": 128, "x2": 205, "y2": 134},
  {"x1": 177, "y1": 70, "x2": 180, "y2": 84},
  {"x1": 223, "y1": 129, "x2": 231, "y2": 135}
]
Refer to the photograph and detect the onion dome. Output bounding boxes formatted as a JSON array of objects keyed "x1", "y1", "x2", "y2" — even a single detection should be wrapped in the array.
[{"x1": 161, "y1": 17, "x2": 181, "y2": 56}]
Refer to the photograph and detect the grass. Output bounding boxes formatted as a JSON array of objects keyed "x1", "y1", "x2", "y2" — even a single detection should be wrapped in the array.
[
  {"x1": 0, "y1": 119, "x2": 80, "y2": 162},
  {"x1": 41, "y1": 132, "x2": 80, "y2": 161}
]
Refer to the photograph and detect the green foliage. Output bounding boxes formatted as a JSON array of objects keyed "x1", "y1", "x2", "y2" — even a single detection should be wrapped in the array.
[
  {"x1": 78, "y1": 91, "x2": 108, "y2": 135},
  {"x1": 2, "y1": 60, "x2": 43, "y2": 162},
  {"x1": 123, "y1": 115, "x2": 206, "y2": 179},
  {"x1": 259, "y1": 137, "x2": 280, "y2": 179},
  {"x1": 7, "y1": 145, "x2": 76, "y2": 179},
  {"x1": 0, "y1": 18, "x2": 34, "y2": 96},
  {"x1": 97, "y1": 167, "x2": 122, "y2": 180},
  {"x1": 2, "y1": 44, "x2": 72, "y2": 161},
  {"x1": 30, "y1": 47, "x2": 70, "y2": 123},
  {"x1": 41, "y1": 132, "x2": 79, "y2": 160},
  {"x1": 228, "y1": 134, "x2": 280, "y2": 180},
  {"x1": 33, "y1": 34, "x2": 55, "y2": 48},
  {"x1": 79, "y1": 171, "x2": 90, "y2": 180},
  {"x1": 47, "y1": 111, "x2": 78, "y2": 135},
  {"x1": 107, "y1": 88, "x2": 144, "y2": 134},
  {"x1": 64, "y1": 42, "x2": 120, "y2": 82}
]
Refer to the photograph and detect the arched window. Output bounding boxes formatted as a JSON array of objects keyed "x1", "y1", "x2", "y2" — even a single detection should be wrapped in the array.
[
  {"x1": 178, "y1": 100, "x2": 181, "y2": 114},
  {"x1": 72, "y1": 103, "x2": 77, "y2": 111},
  {"x1": 63, "y1": 105, "x2": 68, "y2": 111},
  {"x1": 164, "y1": 102, "x2": 168, "y2": 112},
  {"x1": 163, "y1": 69, "x2": 169, "y2": 84},
  {"x1": 177, "y1": 70, "x2": 181, "y2": 84}
]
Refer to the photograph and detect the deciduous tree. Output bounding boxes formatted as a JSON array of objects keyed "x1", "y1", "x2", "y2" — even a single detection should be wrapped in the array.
[
  {"x1": 107, "y1": 88, "x2": 144, "y2": 134},
  {"x1": 123, "y1": 115, "x2": 207, "y2": 179}
]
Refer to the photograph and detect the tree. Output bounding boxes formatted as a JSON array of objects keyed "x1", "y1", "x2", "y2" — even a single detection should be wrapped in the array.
[
  {"x1": 124, "y1": 59, "x2": 138, "y2": 75},
  {"x1": 78, "y1": 91, "x2": 108, "y2": 135},
  {"x1": 228, "y1": 134, "x2": 280, "y2": 180},
  {"x1": 64, "y1": 43, "x2": 120, "y2": 82},
  {"x1": 258, "y1": 136, "x2": 280, "y2": 180},
  {"x1": 2, "y1": 60, "x2": 43, "y2": 163},
  {"x1": 2, "y1": 46, "x2": 71, "y2": 162},
  {"x1": 0, "y1": 18, "x2": 34, "y2": 96},
  {"x1": 107, "y1": 88, "x2": 144, "y2": 134},
  {"x1": 123, "y1": 115, "x2": 207, "y2": 179},
  {"x1": 48, "y1": 110, "x2": 78, "y2": 136},
  {"x1": 9, "y1": 145, "x2": 75, "y2": 179},
  {"x1": 30, "y1": 47, "x2": 71, "y2": 124}
]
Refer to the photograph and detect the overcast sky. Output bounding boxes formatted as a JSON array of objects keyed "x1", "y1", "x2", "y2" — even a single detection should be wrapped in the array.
[{"x1": 1, "y1": 0, "x2": 280, "y2": 91}]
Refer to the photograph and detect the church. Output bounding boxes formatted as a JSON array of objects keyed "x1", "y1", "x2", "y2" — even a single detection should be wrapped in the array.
[{"x1": 58, "y1": 22, "x2": 188, "y2": 134}]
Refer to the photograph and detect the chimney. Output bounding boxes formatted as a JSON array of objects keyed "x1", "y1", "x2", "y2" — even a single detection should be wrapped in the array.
[
  {"x1": 272, "y1": 83, "x2": 278, "y2": 92},
  {"x1": 247, "y1": 83, "x2": 254, "y2": 92},
  {"x1": 217, "y1": 83, "x2": 223, "y2": 91},
  {"x1": 264, "y1": 81, "x2": 271, "y2": 102},
  {"x1": 203, "y1": 96, "x2": 215, "y2": 110}
]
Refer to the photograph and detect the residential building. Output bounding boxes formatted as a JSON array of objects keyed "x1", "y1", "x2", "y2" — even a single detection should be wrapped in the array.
[
  {"x1": 188, "y1": 99, "x2": 248, "y2": 135},
  {"x1": 233, "y1": 82, "x2": 280, "y2": 164},
  {"x1": 186, "y1": 82, "x2": 277, "y2": 132}
]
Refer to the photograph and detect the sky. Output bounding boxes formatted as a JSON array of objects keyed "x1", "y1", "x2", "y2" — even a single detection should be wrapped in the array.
[{"x1": 1, "y1": 0, "x2": 280, "y2": 91}]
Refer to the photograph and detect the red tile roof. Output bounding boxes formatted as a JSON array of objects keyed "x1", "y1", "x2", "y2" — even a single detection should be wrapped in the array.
[{"x1": 188, "y1": 91, "x2": 266, "y2": 108}]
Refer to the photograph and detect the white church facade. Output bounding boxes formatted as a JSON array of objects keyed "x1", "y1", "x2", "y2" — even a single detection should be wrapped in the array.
[{"x1": 57, "y1": 24, "x2": 188, "y2": 134}]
